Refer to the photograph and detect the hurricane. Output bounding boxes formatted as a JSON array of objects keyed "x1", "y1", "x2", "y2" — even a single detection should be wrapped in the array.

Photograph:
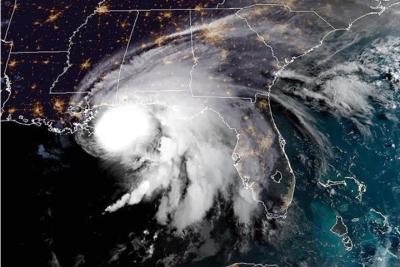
[{"x1": 3, "y1": 0, "x2": 400, "y2": 266}]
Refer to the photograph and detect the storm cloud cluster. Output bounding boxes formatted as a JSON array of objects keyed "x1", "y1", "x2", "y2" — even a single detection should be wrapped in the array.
[
  {"x1": 71, "y1": 5, "x2": 309, "y2": 232},
  {"x1": 98, "y1": 100, "x2": 255, "y2": 230},
  {"x1": 77, "y1": 92, "x2": 269, "y2": 231},
  {"x1": 72, "y1": 33, "x2": 271, "y2": 231}
]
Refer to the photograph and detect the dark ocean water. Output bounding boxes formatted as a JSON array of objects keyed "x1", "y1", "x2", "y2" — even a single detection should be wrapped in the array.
[
  {"x1": 272, "y1": 102, "x2": 400, "y2": 266},
  {"x1": 2, "y1": 78, "x2": 399, "y2": 267},
  {"x1": 270, "y1": 32, "x2": 400, "y2": 265},
  {"x1": 2, "y1": 15, "x2": 400, "y2": 267}
]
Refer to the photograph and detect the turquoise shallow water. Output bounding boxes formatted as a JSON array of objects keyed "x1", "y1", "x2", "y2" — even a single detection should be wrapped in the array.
[
  {"x1": 271, "y1": 32, "x2": 400, "y2": 266},
  {"x1": 3, "y1": 5, "x2": 399, "y2": 266}
]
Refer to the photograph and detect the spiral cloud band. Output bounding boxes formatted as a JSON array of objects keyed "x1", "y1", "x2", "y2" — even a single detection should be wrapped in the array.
[{"x1": 71, "y1": 5, "x2": 305, "y2": 231}]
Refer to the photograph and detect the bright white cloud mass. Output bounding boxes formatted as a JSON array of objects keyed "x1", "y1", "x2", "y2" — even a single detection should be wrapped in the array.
[
  {"x1": 72, "y1": 8, "x2": 298, "y2": 232},
  {"x1": 94, "y1": 105, "x2": 156, "y2": 153},
  {"x1": 80, "y1": 97, "x2": 262, "y2": 231},
  {"x1": 73, "y1": 69, "x2": 285, "y2": 232}
]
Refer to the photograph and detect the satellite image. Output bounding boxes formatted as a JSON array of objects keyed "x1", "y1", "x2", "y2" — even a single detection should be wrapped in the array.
[{"x1": 1, "y1": 0, "x2": 399, "y2": 266}]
